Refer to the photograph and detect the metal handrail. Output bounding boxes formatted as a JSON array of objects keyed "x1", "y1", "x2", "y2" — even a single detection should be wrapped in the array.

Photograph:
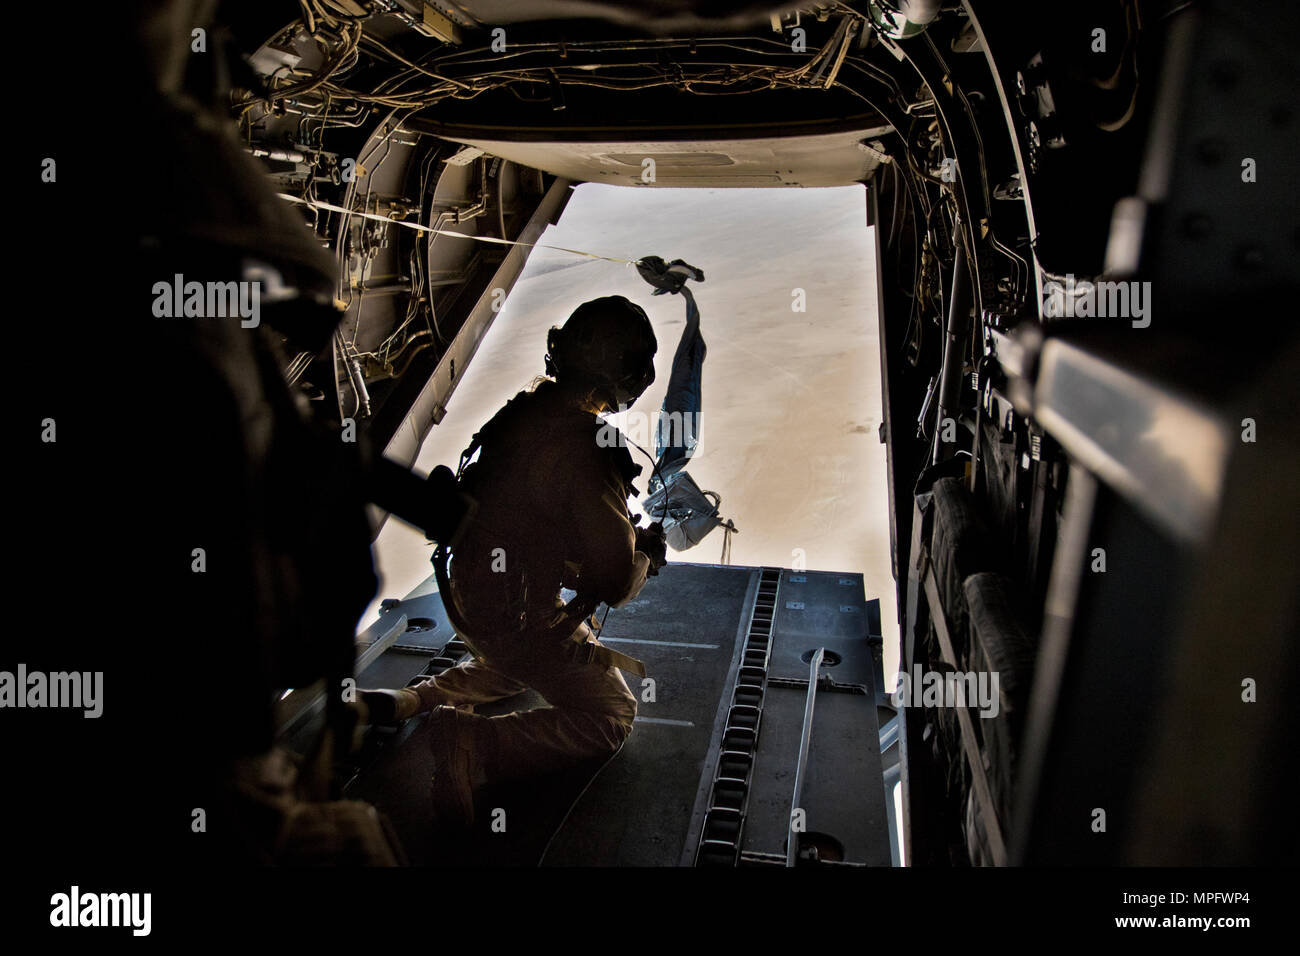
[{"x1": 787, "y1": 646, "x2": 825, "y2": 866}]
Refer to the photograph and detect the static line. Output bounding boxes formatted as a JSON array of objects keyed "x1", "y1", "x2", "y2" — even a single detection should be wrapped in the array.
[
  {"x1": 634, "y1": 716, "x2": 696, "y2": 727},
  {"x1": 276, "y1": 192, "x2": 642, "y2": 265}
]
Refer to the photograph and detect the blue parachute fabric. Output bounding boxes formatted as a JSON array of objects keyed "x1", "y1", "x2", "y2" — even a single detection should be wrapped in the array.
[{"x1": 654, "y1": 286, "x2": 706, "y2": 480}]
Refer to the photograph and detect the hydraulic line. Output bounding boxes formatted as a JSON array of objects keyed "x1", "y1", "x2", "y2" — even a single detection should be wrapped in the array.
[{"x1": 933, "y1": 226, "x2": 973, "y2": 464}]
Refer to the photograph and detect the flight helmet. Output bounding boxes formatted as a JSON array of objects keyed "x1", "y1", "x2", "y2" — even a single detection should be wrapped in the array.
[{"x1": 545, "y1": 295, "x2": 657, "y2": 408}]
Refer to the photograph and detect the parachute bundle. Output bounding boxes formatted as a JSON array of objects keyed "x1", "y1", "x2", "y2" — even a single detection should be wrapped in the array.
[{"x1": 635, "y1": 256, "x2": 738, "y2": 562}]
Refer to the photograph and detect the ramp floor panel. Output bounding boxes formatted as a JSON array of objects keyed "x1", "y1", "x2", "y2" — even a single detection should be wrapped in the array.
[
  {"x1": 768, "y1": 571, "x2": 877, "y2": 687},
  {"x1": 340, "y1": 562, "x2": 890, "y2": 866},
  {"x1": 543, "y1": 563, "x2": 754, "y2": 865},
  {"x1": 736, "y1": 568, "x2": 890, "y2": 865},
  {"x1": 741, "y1": 686, "x2": 890, "y2": 865}
]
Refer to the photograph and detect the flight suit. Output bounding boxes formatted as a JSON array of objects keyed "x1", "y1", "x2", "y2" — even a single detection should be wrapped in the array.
[{"x1": 409, "y1": 380, "x2": 652, "y2": 784}]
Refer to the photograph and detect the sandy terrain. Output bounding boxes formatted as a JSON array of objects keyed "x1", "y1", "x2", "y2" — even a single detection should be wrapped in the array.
[{"x1": 361, "y1": 183, "x2": 901, "y2": 685}]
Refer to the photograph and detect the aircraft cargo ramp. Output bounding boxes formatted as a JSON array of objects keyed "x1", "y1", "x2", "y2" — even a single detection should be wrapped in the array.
[{"x1": 316, "y1": 563, "x2": 892, "y2": 867}]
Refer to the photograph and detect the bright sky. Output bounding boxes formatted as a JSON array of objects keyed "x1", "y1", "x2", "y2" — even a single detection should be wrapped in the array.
[{"x1": 362, "y1": 183, "x2": 900, "y2": 686}]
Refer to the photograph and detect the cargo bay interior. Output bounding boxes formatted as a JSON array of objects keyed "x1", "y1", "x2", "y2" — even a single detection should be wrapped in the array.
[{"x1": 235, "y1": 0, "x2": 1297, "y2": 866}]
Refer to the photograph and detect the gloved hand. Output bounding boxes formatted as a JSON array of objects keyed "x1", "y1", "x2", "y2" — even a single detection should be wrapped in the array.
[
  {"x1": 357, "y1": 687, "x2": 421, "y2": 726},
  {"x1": 635, "y1": 522, "x2": 669, "y2": 575}
]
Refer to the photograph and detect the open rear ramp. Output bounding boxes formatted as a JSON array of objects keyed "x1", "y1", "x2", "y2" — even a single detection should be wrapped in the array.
[{"x1": 337, "y1": 563, "x2": 892, "y2": 866}]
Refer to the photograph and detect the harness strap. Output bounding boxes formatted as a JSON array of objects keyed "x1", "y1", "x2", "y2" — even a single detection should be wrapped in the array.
[{"x1": 562, "y1": 630, "x2": 647, "y2": 678}]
